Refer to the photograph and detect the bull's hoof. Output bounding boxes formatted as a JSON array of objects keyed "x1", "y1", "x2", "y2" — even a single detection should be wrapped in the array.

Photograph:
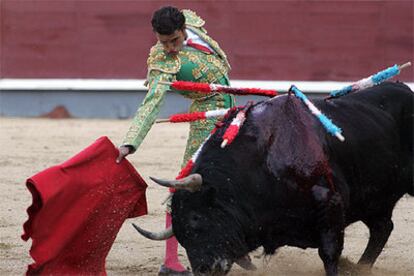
[
  {"x1": 158, "y1": 265, "x2": 193, "y2": 276},
  {"x1": 235, "y1": 255, "x2": 257, "y2": 271}
]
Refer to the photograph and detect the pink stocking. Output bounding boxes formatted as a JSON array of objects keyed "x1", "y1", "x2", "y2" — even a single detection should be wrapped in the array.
[{"x1": 164, "y1": 212, "x2": 186, "y2": 272}]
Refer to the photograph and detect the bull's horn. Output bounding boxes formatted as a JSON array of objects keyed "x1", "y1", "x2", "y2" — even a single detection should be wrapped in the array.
[
  {"x1": 149, "y1": 173, "x2": 203, "y2": 192},
  {"x1": 131, "y1": 223, "x2": 174, "y2": 240}
]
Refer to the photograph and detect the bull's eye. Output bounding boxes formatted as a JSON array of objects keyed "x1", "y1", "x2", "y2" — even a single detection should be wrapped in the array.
[
  {"x1": 191, "y1": 214, "x2": 201, "y2": 221},
  {"x1": 189, "y1": 213, "x2": 203, "y2": 229}
]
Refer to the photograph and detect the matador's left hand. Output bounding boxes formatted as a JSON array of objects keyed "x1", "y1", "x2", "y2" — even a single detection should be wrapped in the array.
[{"x1": 116, "y1": 146, "x2": 131, "y2": 164}]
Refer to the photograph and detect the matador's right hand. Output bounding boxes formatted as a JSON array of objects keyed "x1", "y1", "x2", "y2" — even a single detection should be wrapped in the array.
[{"x1": 116, "y1": 145, "x2": 132, "y2": 163}]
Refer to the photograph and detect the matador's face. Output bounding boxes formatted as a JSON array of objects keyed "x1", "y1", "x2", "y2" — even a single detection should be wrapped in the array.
[{"x1": 156, "y1": 28, "x2": 187, "y2": 55}]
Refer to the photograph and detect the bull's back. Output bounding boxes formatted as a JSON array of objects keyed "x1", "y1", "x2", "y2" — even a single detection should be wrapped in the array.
[{"x1": 314, "y1": 82, "x2": 413, "y2": 219}]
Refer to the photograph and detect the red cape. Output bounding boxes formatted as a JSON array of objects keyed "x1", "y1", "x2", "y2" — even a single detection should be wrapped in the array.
[{"x1": 22, "y1": 136, "x2": 148, "y2": 275}]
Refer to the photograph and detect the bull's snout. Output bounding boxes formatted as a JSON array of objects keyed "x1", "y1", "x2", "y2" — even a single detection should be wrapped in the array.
[{"x1": 193, "y1": 258, "x2": 232, "y2": 276}]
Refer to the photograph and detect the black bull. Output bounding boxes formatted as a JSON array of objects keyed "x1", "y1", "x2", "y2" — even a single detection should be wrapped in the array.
[{"x1": 142, "y1": 82, "x2": 413, "y2": 276}]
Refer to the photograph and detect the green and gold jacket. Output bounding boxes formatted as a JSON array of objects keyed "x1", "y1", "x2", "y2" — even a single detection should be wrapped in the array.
[{"x1": 122, "y1": 10, "x2": 234, "y2": 165}]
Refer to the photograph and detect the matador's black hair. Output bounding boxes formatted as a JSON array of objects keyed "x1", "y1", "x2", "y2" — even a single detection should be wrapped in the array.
[{"x1": 151, "y1": 6, "x2": 185, "y2": 35}]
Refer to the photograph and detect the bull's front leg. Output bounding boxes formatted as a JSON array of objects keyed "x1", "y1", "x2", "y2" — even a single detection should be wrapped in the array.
[{"x1": 312, "y1": 185, "x2": 345, "y2": 276}]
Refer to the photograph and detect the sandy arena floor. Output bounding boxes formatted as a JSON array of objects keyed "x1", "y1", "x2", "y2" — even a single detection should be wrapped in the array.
[{"x1": 0, "y1": 117, "x2": 413, "y2": 275}]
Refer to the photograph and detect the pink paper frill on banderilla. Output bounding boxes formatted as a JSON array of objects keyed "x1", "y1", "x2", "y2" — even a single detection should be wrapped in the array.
[{"x1": 22, "y1": 136, "x2": 148, "y2": 276}]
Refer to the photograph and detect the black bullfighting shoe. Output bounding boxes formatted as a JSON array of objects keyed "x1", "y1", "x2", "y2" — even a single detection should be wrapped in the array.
[{"x1": 158, "y1": 265, "x2": 193, "y2": 276}]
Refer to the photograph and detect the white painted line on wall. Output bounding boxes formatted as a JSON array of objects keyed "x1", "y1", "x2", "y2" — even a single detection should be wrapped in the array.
[{"x1": 0, "y1": 79, "x2": 413, "y2": 93}]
